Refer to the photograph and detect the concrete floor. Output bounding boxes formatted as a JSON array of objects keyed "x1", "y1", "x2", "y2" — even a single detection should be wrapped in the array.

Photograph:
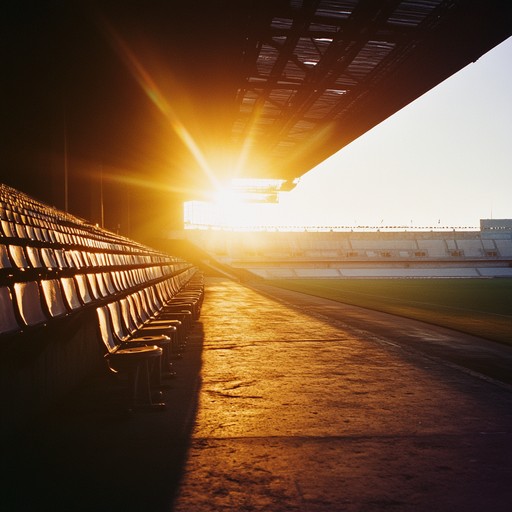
[{"x1": 3, "y1": 277, "x2": 512, "y2": 511}]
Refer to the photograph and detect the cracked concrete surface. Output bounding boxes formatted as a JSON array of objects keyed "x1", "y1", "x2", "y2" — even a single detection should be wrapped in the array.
[{"x1": 172, "y1": 278, "x2": 512, "y2": 512}]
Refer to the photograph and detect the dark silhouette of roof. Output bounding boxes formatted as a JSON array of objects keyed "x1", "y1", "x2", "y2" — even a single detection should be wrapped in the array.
[{"x1": 2, "y1": 1, "x2": 511, "y2": 232}]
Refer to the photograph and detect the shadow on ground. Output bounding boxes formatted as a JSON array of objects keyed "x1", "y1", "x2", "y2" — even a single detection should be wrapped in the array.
[{"x1": 2, "y1": 322, "x2": 205, "y2": 512}]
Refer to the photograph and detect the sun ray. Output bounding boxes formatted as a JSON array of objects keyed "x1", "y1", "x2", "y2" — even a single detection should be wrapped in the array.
[
  {"x1": 95, "y1": 13, "x2": 221, "y2": 192},
  {"x1": 232, "y1": 97, "x2": 277, "y2": 181},
  {"x1": 84, "y1": 164, "x2": 201, "y2": 199}
]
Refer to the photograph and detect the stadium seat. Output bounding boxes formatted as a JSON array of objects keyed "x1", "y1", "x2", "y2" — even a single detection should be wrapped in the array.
[
  {"x1": 14, "y1": 281, "x2": 48, "y2": 327},
  {"x1": 0, "y1": 286, "x2": 21, "y2": 335},
  {"x1": 96, "y1": 305, "x2": 164, "y2": 410},
  {"x1": 106, "y1": 300, "x2": 174, "y2": 378}
]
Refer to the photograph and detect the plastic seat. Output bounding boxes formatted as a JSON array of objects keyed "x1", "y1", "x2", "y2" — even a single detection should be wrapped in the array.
[
  {"x1": 110, "y1": 271, "x2": 125, "y2": 292},
  {"x1": 0, "y1": 244, "x2": 13, "y2": 270},
  {"x1": 1, "y1": 220, "x2": 16, "y2": 238},
  {"x1": 102, "y1": 272, "x2": 117, "y2": 295},
  {"x1": 128, "y1": 291, "x2": 182, "y2": 351},
  {"x1": 38, "y1": 227, "x2": 51, "y2": 243},
  {"x1": 40, "y1": 279, "x2": 69, "y2": 318},
  {"x1": 25, "y1": 246, "x2": 44, "y2": 269},
  {"x1": 65, "y1": 250, "x2": 84, "y2": 269},
  {"x1": 125, "y1": 270, "x2": 137, "y2": 288},
  {"x1": 85, "y1": 273, "x2": 102, "y2": 300},
  {"x1": 47, "y1": 230, "x2": 58, "y2": 244},
  {"x1": 79, "y1": 251, "x2": 93, "y2": 268},
  {"x1": 25, "y1": 225, "x2": 37, "y2": 241},
  {"x1": 14, "y1": 223, "x2": 28, "y2": 239},
  {"x1": 14, "y1": 281, "x2": 48, "y2": 327},
  {"x1": 40, "y1": 247, "x2": 59, "y2": 269},
  {"x1": 60, "y1": 277, "x2": 83, "y2": 310},
  {"x1": 155, "y1": 289, "x2": 199, "y2": 320},
  {"x1": 107, "y1": 300, "x2": 173, "y2": 377},
  {"x1": 0, "y1": 286, "x2": 22, "y2": 335},
  {"x1": 151, "y1": 285, "x2": 192, "y2": 334},
  {"x1": 53, "y1": 249, "x2": 69, "y2": 269},
  {"x1": 74, "y1": 274, "x2": 94, "y2": 304},
  {"x1": 96, "y1": 305, "x2": 164, "y2": 410},
  {"x1": 86, "y1": 252, "x2": 99, "y2": 267},
  {"x1": 91, "y1": 273, "x2": 109, "y2": 299},
  {"x1": 8, "y1": 245, "x2": 30, "y2": 270}
]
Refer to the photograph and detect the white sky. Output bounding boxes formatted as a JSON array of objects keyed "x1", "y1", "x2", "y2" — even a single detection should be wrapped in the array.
[{"x1": 188, "y1": 36, "x2": 512, "y2": 229}]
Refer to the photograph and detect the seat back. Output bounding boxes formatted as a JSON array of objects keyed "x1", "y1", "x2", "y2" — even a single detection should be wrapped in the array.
[
  {"x1": 40, "y1": 247, "x2": 58, "y2": 269},
  {"x1": 134, "y1": 291, "x2": 152, "y2": 322},
  {"x1": 85, "y1": 273, "x2": 101, "y2": 300},
  {"x1": 106, "y1": 301, "x2": 128, "y2": 342},
  {"x1": 101, "y1": 272, "x2": 117, "y2": 295},
  {"x1": 95, "y1": 272, "x2": 109, "y2": 298},
  {"x1": 0, "y1": 286, "x2": 21, "y2": 335},
  {"x1": 96, "y1": 306, "x2": 119, "y2": 354},
  {"x1": 25, "y1": 246, "x2": 44, "y2": 269},
  {"x1": 146, "y1": 285, "x2": 163, "y2": 311},
  {"x1": 141, "y1": 287, "x2": 158, "y2": 317},
  {"x1": 60, "y1": 277, "x2": 83, "y2": 310},
  {"x1": 9, "y1": 245, "x2": 30, "y2": 270},
  {"x1": 40, "y1": 279, "x2": 68, "y2": 318},
  {"x1": 119, "y1": 297, "x2": 139, "y2": 335},
  {"x1": 53, "y1": 249, "x2": 68, "y2": 269},
  {"x1": 0, "y1": 244, "x2": 12, "y2": 269},
  {"x1": 125, "y1": 294, "x2": 145, "y2": 329},
  {"x1": 111, "y1": 271, "x2": 126, "y2": 292},
  {"x1": 1, "y1": 220, "x2": 16, "y2": 237},
  {"x1": 14, "y1": 281, "x2": 48, "y2": 326},
  {"x1": 74, "y1": 274, "x2": 94, "y2": 304}
]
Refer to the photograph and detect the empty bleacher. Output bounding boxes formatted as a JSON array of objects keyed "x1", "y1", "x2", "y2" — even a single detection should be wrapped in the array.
[
  {"x1": 0, "y1": 183, "x2": 203, "y2": 432},
  {"x1": 185, "y1": 228, "x2": 512, "y2": 280},
  {"x1": 494, "y1": 239, "x2": 512, "y2": 257}
]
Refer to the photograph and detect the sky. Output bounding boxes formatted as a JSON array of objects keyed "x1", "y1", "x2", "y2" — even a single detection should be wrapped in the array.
[{"x1": 188, "y1": 36, "x2": 512, "y2": 230}]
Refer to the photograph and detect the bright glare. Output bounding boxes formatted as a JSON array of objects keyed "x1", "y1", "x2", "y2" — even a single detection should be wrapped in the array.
[
  {"x1": 213, "y1": 189, "x2": 243, "y2": 209},
  {"x1": 185, "y1": 183, "x2": 281, "y2": 230}
]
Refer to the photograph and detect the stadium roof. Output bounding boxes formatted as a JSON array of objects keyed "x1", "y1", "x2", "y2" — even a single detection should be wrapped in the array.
[
  {"x1": 233, "y1": 0, "x2": 512, "y2": 185},
  {"x1": 2, "y1": 1, "x2": 512, "y2": 231}
]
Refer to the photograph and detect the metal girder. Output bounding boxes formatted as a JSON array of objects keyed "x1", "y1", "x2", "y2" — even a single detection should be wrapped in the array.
[{"x1": 227, "y1": 0, "x2": 512, "y2": 186}]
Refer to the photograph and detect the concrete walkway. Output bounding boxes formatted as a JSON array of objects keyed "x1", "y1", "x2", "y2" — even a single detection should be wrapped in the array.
[
  {"x1": 3, "y1": 277, "x2": 512, "y2": 512},
  {"x1": 173, "y1": 278, "x2": 512, "y2": 511}
]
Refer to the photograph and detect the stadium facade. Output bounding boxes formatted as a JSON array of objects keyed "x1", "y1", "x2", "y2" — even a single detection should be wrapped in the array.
[{"x1": 183, "y1": 219, "x2": 512, "y2": 279}]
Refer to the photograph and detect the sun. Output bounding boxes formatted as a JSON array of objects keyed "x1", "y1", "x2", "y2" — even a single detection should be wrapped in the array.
[
  {"x1": 210, "y1": 187, "x2": 266, "y2": 229},
  {"x1": 184, "y1": 179, "x2": 289, "y2": 230}
]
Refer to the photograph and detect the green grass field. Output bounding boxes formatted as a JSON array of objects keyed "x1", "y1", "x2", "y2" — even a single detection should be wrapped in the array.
[{"x1": 266, "y1": 278, "x2": 512, "y2": 345}]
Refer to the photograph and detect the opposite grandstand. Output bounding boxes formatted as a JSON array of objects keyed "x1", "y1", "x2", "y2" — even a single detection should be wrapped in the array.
[{"x1": 182, "y1": 219, "x2": 512, "y2": 280}]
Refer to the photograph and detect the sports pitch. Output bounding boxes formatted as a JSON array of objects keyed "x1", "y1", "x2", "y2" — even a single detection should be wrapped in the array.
[{"x1": 266, "y1": 278, "x2": 512, "y2": 346}]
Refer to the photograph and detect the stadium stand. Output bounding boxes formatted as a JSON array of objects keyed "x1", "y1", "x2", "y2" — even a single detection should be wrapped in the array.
[
  {"x1": 478, "y1": 267, "x2": 512, "y2": 277},
  {"x1": 494, "y1": 239, "x2": 512, "y2": 257},
  {"x1": 0, "y1": 183, "x2": 203, "y2": 432},
  {"x1": 295, "y1": 269, "x2": 341, "y2": 278},
  {"x1": 185, "y1": 227, "x2": 512, "y2": 280},
  {"x1": 339, "y1": 268, "x2": 481, "y2": 278}
]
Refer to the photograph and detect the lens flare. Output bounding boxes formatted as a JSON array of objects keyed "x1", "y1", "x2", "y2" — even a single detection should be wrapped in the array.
[{"x1": 95, "y1": 14, "x2": 221, "y2": 192}]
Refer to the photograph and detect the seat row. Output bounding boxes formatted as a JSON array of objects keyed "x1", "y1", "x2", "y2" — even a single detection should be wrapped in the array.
[
  {"x1": 0, "y1": 183, "x2": 206, "y2": 425},
  {"x1": 0, "y1": 264, "x2": 198, "y2": 336},
  {"x1": 0, "y1": 216, "x2": 175, "y2": 257},
  {"x1": 96, "y1": 271, "x2": 204, "y2": 409},
  {"x1": 0, "y1": 183, "x2": 171, "y2": 258},
  {"x1": 0, "y1": 184, "x2": 197, "y2": 341},
  {"x1": 0, "y1": 241, "x2": 189, "y2": 283},
  {"x1": 0, "y1": 220, "x2": 176, "y2": 262}
]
